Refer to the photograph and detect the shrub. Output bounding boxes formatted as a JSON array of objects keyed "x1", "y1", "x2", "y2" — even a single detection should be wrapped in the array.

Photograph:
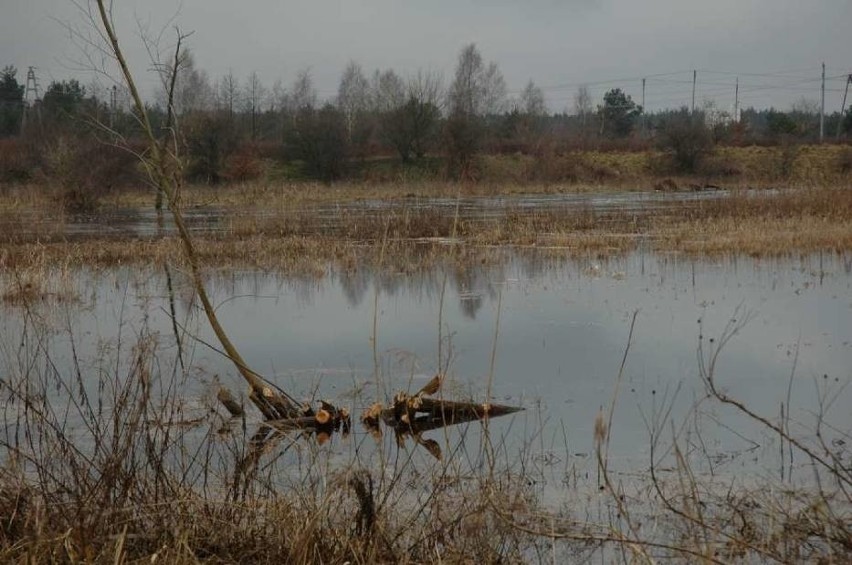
[
  {"x1": 286, "y1": 104, "x2": 348, "y2": 182},
  {"x1": 444, "y1": 114, "x2": 483, "y2": 181},
  {"x1": 531, "y1": 153, "x2": 582, "y2": 183},
  {"x1": 657, "y1": 112, "x2": 714, "y2": 173},
  {"x1": 0, "y1": 138, "x2": 35, "y2": 183},
  {"x1": 42, "y1": 137, "x2": 141, "y2": 211},
  {"x1": 184, "y1": 112, "x2": 239, "y2": 184},
  {"x1": 775, "y1": 137, "x2": 800, "y2": 180},
  {"x1": 222, "y1": 143, "x2": 264, "y2": 183}
]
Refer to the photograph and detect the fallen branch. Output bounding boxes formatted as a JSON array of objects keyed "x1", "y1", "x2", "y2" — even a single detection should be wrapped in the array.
[{"x1": 362, "y1": 375, "x2": 523, "y2": 459}]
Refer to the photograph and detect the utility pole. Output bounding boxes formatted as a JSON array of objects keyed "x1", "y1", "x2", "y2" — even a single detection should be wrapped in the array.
[
  {"x1": 641, "y1": 77, "x2": 646, "y2": 135},
  {"x1": 109, "y1": 84, "x2": 117, "y2": 130},
  {"x1": 734, "y1": 76, "x2": 739, "y2": 122},
  {"x1": 819, "y1": 62, "x2": 825, "y2": 143},
  {"x1": 691, "y1": 69, "x2": 697, "y2": 114},
  {"x1": 837, "y1": 74, "x2": 852, "y2": 139}
]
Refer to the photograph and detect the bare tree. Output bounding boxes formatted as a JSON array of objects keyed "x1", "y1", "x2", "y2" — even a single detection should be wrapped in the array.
[
  {"x1": 216, "y1": 70, "x2": 240, "y2": 118},
  {"x1": 270, "y1": 78, "x2": 286, "y2": 112},
  {"x1": 445, "y1": 44, "x2": 505, "y2": 178},
  {"x1": 243, "y1": 71, "x2": 267, "y2": 140},
  {"x1": 370, "y1": 69, "x2": 405, "y2": 113},
  {"x1": 289, "y1": 68, "x2": 317, "y2": 113},
  {"x1": 505, "y1": 79, "x2": 548, "y2": 151},
  {"x1": 407, "y1": 69, "x2": 444, "y2": 158},
  {"x1": 160, "y1": 49, "x2": 212, "y2": 115},
  {"x1": 409, "y1": 70, "x2": 444, "y2": 112},
  {"x1": 448, "y1": 43, "x2": 505, "y2": 117},
  {"x1": 337, "y1": 61, "x2": 369, "y2": 142},
  {"x1": 791, "y1": 97, "x2": 819, "y2": 115},
  {"x1": 449, "y1": 44, "x2": 482, "y2": 116},
  {"x1": 791, "y1": 97, "x2": 820, "y2": 137},
  {"x1": 87, "y1": 0, "x2": 303, "y2": 418},
  {"x1": 574, "y1": 85, "x2": 593, "y2": 137},
  {"x1": 379, "y1": 70, "x2": 443, "y2": 162},
  {"x1": 520, "y1": 80, "x2": 546, "y2": 116},
  {"x1": 481, "y1": 62, "x2": 507, "y2": 116}
]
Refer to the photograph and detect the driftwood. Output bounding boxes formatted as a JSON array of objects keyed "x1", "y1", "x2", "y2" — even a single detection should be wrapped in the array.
[
  {"x1": 264, "y1": 403, "x2": 351, "y2": 435},
  {"x1": 217, "y1": 387, "x2": 244, "y2": 417},
  {"x1": 362, "y1": 374, "x2": 522, "y2": 431},
  {"x1": 222, "y1": 371, "x2": 521, "y2": 468},
  {"x1": 361, "y1": 374, "x2": 523, "y2": 460}
]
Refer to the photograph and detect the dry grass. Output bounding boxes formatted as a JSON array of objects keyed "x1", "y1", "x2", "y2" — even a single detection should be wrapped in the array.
[
  {"x1": 0, "y1": 292, "x2": 546, "y2": 563},
  {"x1": 653, "y1": 186, "x2": 852, "y2": 256},
  {"x1": 0, "y1": 252, "x2": 78, "y2": 306},
  {"x1": 657, "y1": 216, "x2": 852, "y2": 256},
  {"x1": 2, "y1": 185, "x2": 851, "y2": 274}
]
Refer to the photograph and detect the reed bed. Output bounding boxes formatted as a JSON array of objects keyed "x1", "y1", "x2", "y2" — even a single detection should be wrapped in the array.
[{"x1": 2, "y1": 185, "x2": 851, "y2": 275}]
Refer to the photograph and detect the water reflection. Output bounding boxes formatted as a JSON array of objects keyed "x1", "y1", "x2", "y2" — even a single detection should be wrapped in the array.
[{"x1": 2, "y1": 250, "x2": 850, "y2": 471}]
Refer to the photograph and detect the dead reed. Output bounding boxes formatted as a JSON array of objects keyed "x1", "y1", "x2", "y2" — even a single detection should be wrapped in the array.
[
  {"x1": 0, "y1": 289, "x2": 545, "y2": 563},
  {"x1": 2, "y1": 185, "x2": 850, "y2": 275}
]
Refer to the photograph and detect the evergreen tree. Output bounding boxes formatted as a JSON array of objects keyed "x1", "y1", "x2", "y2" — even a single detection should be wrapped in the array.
[
  {"x1": 598, "y1": 88, "x2": 642, "y2": 138},
  {"x1": 0, "y1": 66, "x2": 24, "y2": 137}
]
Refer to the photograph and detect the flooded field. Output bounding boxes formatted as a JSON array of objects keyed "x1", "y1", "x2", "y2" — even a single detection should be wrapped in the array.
[
  {"x1": 2, "y1": 188, "x2": 731, "y2": 240},
  {"x1": 3, "y1": 250, "x2": 849, "y2": 480},
  {"x1": 2, "y1": 207, "x2": 851, "y2": 562}
]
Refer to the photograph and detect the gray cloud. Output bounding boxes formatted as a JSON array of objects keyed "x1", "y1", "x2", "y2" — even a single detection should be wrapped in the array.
[{"x1": 1, "y1": 0, "x2": 850, "y2": 112}]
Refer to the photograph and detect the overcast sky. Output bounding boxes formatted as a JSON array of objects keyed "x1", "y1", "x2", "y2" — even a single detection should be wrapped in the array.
[{"x1": 2, "y1": 0, "x2": 851, "y2": 113}]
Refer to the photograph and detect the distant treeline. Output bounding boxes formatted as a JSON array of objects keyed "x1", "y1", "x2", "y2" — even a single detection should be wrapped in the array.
[{"x1": 1, "y1": 44, "x2": 851, "y2": 189}]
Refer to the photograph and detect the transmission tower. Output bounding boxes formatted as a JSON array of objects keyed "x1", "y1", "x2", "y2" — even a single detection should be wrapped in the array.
[{"x1": 21, "y1": 66, "x2": 42, "y2": 133}]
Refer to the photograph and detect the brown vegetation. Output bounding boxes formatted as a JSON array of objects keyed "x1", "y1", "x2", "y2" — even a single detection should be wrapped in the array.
[{"x1": 2, "y1": 184, "x2": 850, "y2": 275}]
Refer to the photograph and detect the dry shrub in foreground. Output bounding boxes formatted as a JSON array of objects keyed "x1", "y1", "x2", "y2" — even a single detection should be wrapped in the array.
[{"x1": 0, "y1": 299, "x2": 544, "y2": 563}]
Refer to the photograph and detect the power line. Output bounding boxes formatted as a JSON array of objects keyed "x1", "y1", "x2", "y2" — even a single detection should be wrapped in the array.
[{"x1": 535, "y1": 70, "x2": 691, "y2": 92}]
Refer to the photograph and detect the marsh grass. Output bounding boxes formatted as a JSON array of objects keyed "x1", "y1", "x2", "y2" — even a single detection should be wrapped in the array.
[
  {"x1": 0, "y1": 254, "x2": 79, "y2": 307},
  {"x1": 3, "y1": 184, "x2": 851, "y2": 276},
  {"x1": 652, "y1": 187, "x2": 852, "y2": 256}
]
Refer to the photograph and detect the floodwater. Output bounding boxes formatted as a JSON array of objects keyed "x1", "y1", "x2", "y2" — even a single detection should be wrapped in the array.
[
  {"x1": 4, "y1": 188, "x2": 733, "y2": 240},
  {"x1": 2, "y1": 249, "x2": 850, "y2": 482}
]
